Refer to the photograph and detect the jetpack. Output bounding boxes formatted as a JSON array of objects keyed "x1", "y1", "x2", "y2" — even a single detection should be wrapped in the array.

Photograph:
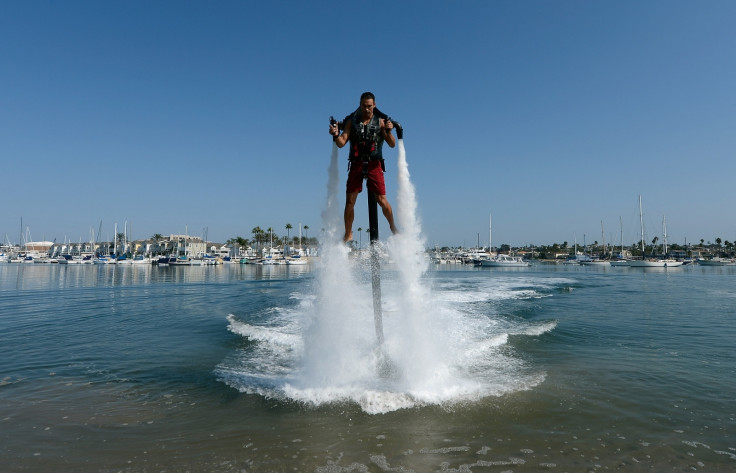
[
  {"x1": 330, "y1": 108, "x2": 403, "y2": 139},
  {"x1": 329, "y1": 110, "x2": 403, "y2": 346}
]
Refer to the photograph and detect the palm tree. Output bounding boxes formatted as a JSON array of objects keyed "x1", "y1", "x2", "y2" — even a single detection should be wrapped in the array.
[
  {"x1": 285, "y1": 223, "x2": 292, "y2": 240},
  {"x1": 149, "y1": 233, "x2": 163, "y2": 256},
  {"x1": 251, "y1": 227, "x2": 263, "y2": 248},
  {"x1": 302, "y1": 225, "x2": 310, "y2": 250},
  {"x1": 115, "y1": 232, "x2": 126, "y2": 255},
  {"x1": 357, "y1": 227, "x2": 362, "y2": 249}
]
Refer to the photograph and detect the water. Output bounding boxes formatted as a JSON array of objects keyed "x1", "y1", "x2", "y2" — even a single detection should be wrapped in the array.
[
  {"x1": 1, "y1": 263, "x2": 736, "y2": 471},
  {"x1": 2, "y1": 146, "x2": 736, "y2": 471}
]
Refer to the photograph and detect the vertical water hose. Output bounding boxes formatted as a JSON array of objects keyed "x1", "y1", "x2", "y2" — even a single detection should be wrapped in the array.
[{"x1": 368, "y1": 191, "x2": 384, "y2": 345}]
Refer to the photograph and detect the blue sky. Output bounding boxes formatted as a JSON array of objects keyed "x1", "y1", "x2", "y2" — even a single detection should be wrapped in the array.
[{"x1": 2, "y1": 1, "x2": 735, "y2": 248}]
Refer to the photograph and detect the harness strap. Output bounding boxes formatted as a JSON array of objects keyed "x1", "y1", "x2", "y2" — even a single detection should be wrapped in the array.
[{"x1": 350, "y1": 157, "x2": 386, "y2": 176}]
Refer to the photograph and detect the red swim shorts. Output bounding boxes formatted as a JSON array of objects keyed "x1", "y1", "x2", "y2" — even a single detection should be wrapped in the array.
[{"x1": 346, "y1": 159, "x2": 386, "y2": 195}]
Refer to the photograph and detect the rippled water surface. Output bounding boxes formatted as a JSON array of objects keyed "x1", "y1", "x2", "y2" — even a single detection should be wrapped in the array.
[{"x1": 1, "y1": 262, "x2": 735, "y2": 472}]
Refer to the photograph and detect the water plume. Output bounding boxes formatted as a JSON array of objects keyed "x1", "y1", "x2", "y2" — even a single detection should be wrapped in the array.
[{"x1": 219, "y1": 140, "x2": 550, "y2": 414}]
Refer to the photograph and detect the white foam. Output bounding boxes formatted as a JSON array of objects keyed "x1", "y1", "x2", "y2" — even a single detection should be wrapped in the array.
[
  {"x1": 226, "y1": 314, "x2": 302, "y2": 347},
  {"x1": 514, "y1": 320, "x2": 558, "y2": 336},
  {"x1": 216, "y1": 142, "x2": 558, "y2": 413}
]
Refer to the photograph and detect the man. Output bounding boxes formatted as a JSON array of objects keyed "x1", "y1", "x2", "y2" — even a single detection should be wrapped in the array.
[{"x1": 329, "y1": 92, "x2": 398, "y2": 242}]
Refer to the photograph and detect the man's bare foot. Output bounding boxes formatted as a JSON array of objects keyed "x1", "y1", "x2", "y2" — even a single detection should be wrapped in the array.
[
  {"x1": 390, "y1": 226, "x2": 398, "y2": 235},
  {"x1": 343, "y1": 231, "x2": 353, "y2": 242}
]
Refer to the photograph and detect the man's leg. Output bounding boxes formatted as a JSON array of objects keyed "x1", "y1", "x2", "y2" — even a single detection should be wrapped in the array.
[
  {"x1": 344, "y1": 192, "x2": 359, "y2": 242},
  {"x1": 375, "y1": 194, "x2": 398, "y2": 235}
]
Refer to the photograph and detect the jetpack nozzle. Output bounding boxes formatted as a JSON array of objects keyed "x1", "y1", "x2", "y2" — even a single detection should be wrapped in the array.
[
  {"x1": 391, "y1": 120, "x2": 403, "y2": 139},
  {"x1": 375, "y1": 108, "x2": 403, "y2": 139},
  {"x1": 329, "y1": 116, "x2": 344, "y2": 131}
]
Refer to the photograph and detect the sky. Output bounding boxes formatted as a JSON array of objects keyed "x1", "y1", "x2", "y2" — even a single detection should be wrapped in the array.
[{"x1": 2, "y1": 1, "x2": 735, "y2": 249}]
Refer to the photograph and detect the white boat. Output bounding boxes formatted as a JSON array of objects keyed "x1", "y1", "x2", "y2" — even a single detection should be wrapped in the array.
[
  {"x1": 32, "y1": 254, "x2": 52, "y2": 263},
  {"x1": 609, "y1": 218, "x2": 630, "y2": 266},
  {"x1": 259, "y1": 241, "x2": 286, "y2": 264},
  {"x1": 562, "y1": 233, "x2": 592, "y2": 265},
  {"x1": 580, "y1": 259, "x2": 610, "y2": 266},
  {"x1": 132, "y1": 255, "x2": 152, "y2": 264},
  {"x1": 698, "y1": 257, "x2": 736, "y2": 266},
  {"x1": 564, "y1": 254, "x2": 592, "y2": 265},
  {"x1": 169, "y1": 256, "x2": 192, "y2": 266},
  {"x1": 624, "y1": 195, "x2": 682, "y2": 268},
  {"x1": 199, "y1": 255, "x2": 221, "y2": 265},
  {"x1": 260, "y1": 256, "x2": 285, "y2": 265},
  {"x1": 56, "y1": 254, "x2": 80, "y2": 264},
  {"x1": 480, "y1": 254, "x2": 530, "y2": 267},
  {"x1": 581, "y1": 222, "x2": 611, "y2": 265},
  {"x1": 625, "y1": 258, "x2": 682, "y2": 268},
  {"x1": 286, "y1": 255, "x2": 308, "y2": 265},
  {"x1": 479, "y1": 213, "x2": 529, "y2": 267}
]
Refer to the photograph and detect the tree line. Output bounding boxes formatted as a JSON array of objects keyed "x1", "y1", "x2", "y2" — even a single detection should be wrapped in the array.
[{"x1": 227, "y1": 224, "x2": 317, "y2": 249}]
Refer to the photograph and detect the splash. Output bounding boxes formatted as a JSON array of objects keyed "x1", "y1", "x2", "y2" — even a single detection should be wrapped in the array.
[{"x1": 218, "y1": 141, "x2": 552, "y2": 414}]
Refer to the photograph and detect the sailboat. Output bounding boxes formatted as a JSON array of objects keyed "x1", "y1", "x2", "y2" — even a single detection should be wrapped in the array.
[
  {"x1": 563, "y1": 233, "x2": 592, "y2": 264},
  {"x1": 610, "y1": 216, "x2": 630, "y2": 266},
  {"x1": 624, "y1": 195, "x2": 682, "y2": 268},
  {"x1": 286, "y1": 224, "x2": 308, "y2": 265},
  {"x1": 581, "y1": 222, "x2": 610, "y2": 265},
  {"x1": 479, "y1": 213, "x2": 530, "y2": 267}
]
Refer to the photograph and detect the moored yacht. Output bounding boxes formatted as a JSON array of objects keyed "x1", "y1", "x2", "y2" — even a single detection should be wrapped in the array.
[
  {"x1": 580, "y1": 259, "x2": 610, "y2": 266},
  {"x1": 479, "y1": 254, "x2": 530, "y2": 267},
  {"x1": 697, "y1": 257, "x2": 736, "y2": 266},
  {"x1": 624, "y1": 196, "x2": 683, "y2": 268}
]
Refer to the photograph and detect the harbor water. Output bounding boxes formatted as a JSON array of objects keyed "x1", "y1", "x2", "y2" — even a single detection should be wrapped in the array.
[{"x1": 1, "y1": 261, "x2": 735, "y2": 472}]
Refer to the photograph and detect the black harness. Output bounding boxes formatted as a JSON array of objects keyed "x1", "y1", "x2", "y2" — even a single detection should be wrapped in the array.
[{"x1": 348, "y1": 113, "x2": 385, "y2": 176}]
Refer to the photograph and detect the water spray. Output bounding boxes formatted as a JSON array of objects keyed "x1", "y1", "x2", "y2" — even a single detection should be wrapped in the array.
[
  {"x1": 367, "y1": 114, "x2": 402, "y2": 346},
  {"x1": 367, "y1": 189, "x2": 384, "y2": 345},
  {"x1": 328, "y1": 112, "x2": 404, "y2": 347}
]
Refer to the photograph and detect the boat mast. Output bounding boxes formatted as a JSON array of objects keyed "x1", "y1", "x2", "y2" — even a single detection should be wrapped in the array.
[
  {"x1": 489, "y1": 213, "x2": 492, "y2": 255},
  {"x1": 663, "y1": 216, "x2": 668, "y2": 256},
  {"x1": 639, "y1": 195, "x2": 645, "y2": 258},
  {"x1": 601, "y1": 221, "x2": 606, "y2": 259}
]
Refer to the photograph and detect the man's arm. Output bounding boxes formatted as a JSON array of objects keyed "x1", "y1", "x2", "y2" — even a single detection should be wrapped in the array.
[
  {"x1": 382, "y1": 119, "x2": 396, "y2": 148},
  {"x1": 330, "y1": 120, "x2": 351, "y2": 148}
]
